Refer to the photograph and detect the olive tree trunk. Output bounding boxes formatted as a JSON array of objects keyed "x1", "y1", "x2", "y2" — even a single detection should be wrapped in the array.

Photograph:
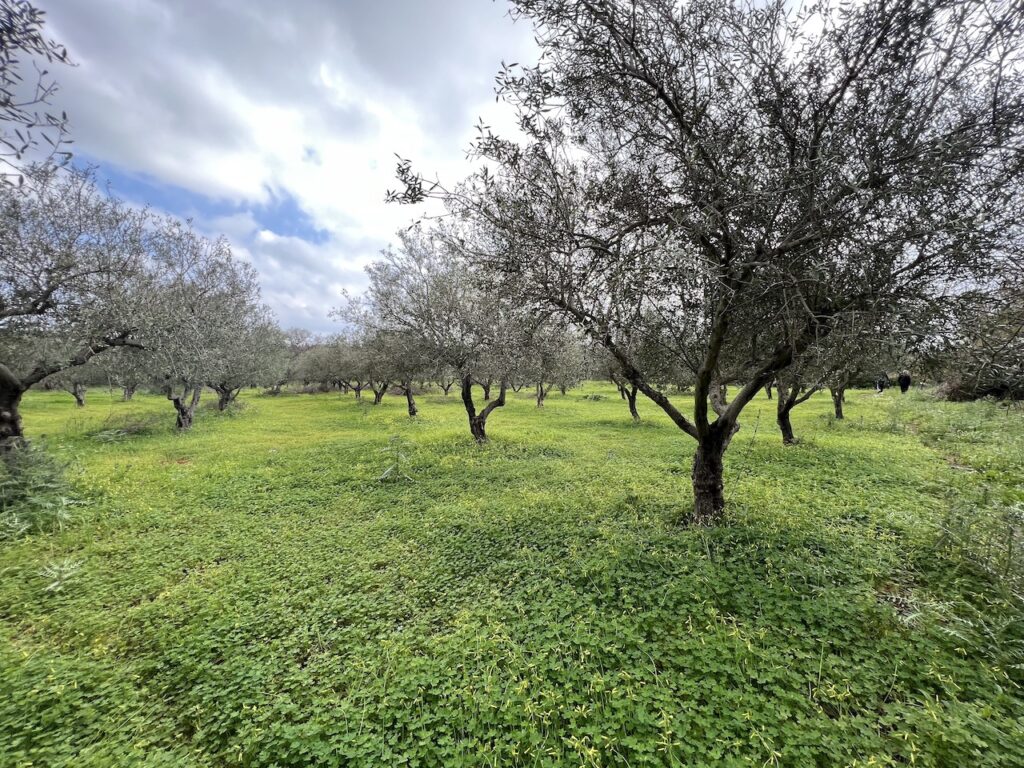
[
  {"x1": 691, "y1": 429, "x2": 727, "y2": 524},
  {"x1": 70, "y1": 383, "x2": 86, "y2": 407},
  {"x1": 402, "y1": 380, "x2": 417, "y2": 417},
  {"x1": 0, "y1": 364, "x2": 26, "y2": 450},
  {"x1": 213, "y1": 385, "x2": 240, "y2": 411},
  {"x1": 830, "y1": 387, "x2": 845, "y2": 419},
  {"x1": 775, "y1": 379, "x2": 821, "y2": 444},
  {"x1": 168, "y1": 386, "x2": 201, "y2": 430},
  {"x1": 461, "y1": 374, "x2": 507, "y2": 442},
  {"x1": 777, "y1": 406, "x2": 797, "y2": 444},
  {"x1": 626, "y1": 385, "x2": 640, "y2": 422},
  {"x1": 535, "y1": 382, "x2": 550, "y2": 407}
]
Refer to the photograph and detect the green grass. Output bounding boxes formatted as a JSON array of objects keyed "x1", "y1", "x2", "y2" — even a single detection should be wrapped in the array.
[{"x1": 2, "y1": 385, "x2": 1022, "y2": 766}]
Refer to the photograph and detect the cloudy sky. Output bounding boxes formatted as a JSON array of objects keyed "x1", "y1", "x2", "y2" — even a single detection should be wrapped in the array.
[{"x1": 38, "y1": 0, "x2": 537, "y2": 332}]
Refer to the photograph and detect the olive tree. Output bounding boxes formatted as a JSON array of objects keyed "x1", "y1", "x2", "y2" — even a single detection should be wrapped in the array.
[
  {"x1": 351, "y1": 228, "x2": 531, "y2": 441},
  {"x1": 95, "y1": 346, "x2": 152, "y2": 401},
  {"x1": 523, "y1": 324, "x2": 585, "y2": 406},
  {"x1": 145, "y1": 218, "x2": 267, "y2": 429},
  {"x1": 928, "y1": 271, "x2": 1024, "y2": 401},
  {"x1": 266, "y1": 328, "x2": 316, "y2": 394},
  {"x1": 0, "y1": 165, "x2": 150, "y2": 446},
  {"x1": 44, "y1": 359, "x2": 104, "y2": 407},
  {"x1": 207, "y1": 316, "x2": 287, "y2": 410},
  {"x1": 393, "y1": 0, "x2": 1024, "y2": 521}
]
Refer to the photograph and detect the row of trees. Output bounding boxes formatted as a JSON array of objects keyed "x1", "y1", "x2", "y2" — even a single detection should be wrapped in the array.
[
  {"x1": 0, "y1": 165, "x2": 285, "y2": 439},
  {"x1": 288, "y1": 292, "x2": 590, "y2": 429},
  {"x1": 383, "y1": 0, "x2": 1024, "y2": 521},
  {"x1": 0, "y1": 2, "x2": 298, "y2": 441}
]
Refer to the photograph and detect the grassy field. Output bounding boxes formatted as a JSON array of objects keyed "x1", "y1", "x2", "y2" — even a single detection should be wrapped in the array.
[{"x1": 1, "y1": 384, "x2": 1022, "y2": 767}]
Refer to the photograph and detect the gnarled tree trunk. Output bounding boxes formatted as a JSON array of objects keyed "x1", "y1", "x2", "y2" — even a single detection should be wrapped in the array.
[
  {"x1": 372, "y1": 381, "x2": 389, "y2": 405},
  {"x1": 439, "y1": 379, "x2": 454, "y2": 396},
  {"x1": 461, "y1": 374, "x2": 506, "y2": 442},
  {"x1": 692, "y1": 429, "x2": 727, "y2": 525},
  {"x1": 481, "y1": 379, "x2": 492, "y2": 401},
  {"x1": 168, "y1": 386, "x2": 201, "y2": 430},
  {"x1": 0, "y1": 364, "x2": 26, "y2": 451},
  {"x1": 70, "y1": 383, "x2": 86, "y2": 407},
  {"x1": 213, "y1": 385, "x2": 239, "y2": 411},
  {"x1": 122, "y1": 384, "x2": 137, "y2": 401}
]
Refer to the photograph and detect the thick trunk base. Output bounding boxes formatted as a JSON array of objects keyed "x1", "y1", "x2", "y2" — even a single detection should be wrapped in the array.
[
  {"x1": 0, "y1": 388, "x2": 25, "y2": 451},
  {"x1": 691, "y1": 441, "x2": 725, "y2": 525},
  {"x1": 169, "y1": 388, "x2": 201, "y2": 431},
  {"x1": 627, "y1": 386, "x2": 639, "y2": 422},
  {"x1": 470, "y1": 417, "x2": 487, "y2": 442}
]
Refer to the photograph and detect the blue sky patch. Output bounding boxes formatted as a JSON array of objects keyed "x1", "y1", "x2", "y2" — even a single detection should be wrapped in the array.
[{"x1": 80, "y1": 155, "x2": 330, "y2": 245}]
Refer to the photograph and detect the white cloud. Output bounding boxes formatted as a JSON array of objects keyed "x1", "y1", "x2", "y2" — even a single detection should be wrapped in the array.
[{"x1": 39, "y1": 0, "x2": 537, "y2": 331}]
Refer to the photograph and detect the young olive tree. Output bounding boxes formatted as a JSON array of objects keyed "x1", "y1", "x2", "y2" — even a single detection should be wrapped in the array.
[
  {"x1": 0, "y1": 165, "x2": 150, "y2": 447},
  {"x1": 393, "y1": 0, "x2": 1024, "y2": 521}
]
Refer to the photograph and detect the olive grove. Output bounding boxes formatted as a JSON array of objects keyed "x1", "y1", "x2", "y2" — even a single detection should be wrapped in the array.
[{"x1": 391, "y1": 0, "x2": 1024, "y2": 520}]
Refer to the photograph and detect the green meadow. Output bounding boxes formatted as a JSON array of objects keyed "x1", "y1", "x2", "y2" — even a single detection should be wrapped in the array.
[{"x1": 2, "y1": 385, "x2": 1022, "y2": 767}]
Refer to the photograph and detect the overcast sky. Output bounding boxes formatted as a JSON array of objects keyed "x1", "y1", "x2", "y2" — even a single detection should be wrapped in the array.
[{"x1": 37, "y1": 0, "x2": 537, "y2": 332}]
